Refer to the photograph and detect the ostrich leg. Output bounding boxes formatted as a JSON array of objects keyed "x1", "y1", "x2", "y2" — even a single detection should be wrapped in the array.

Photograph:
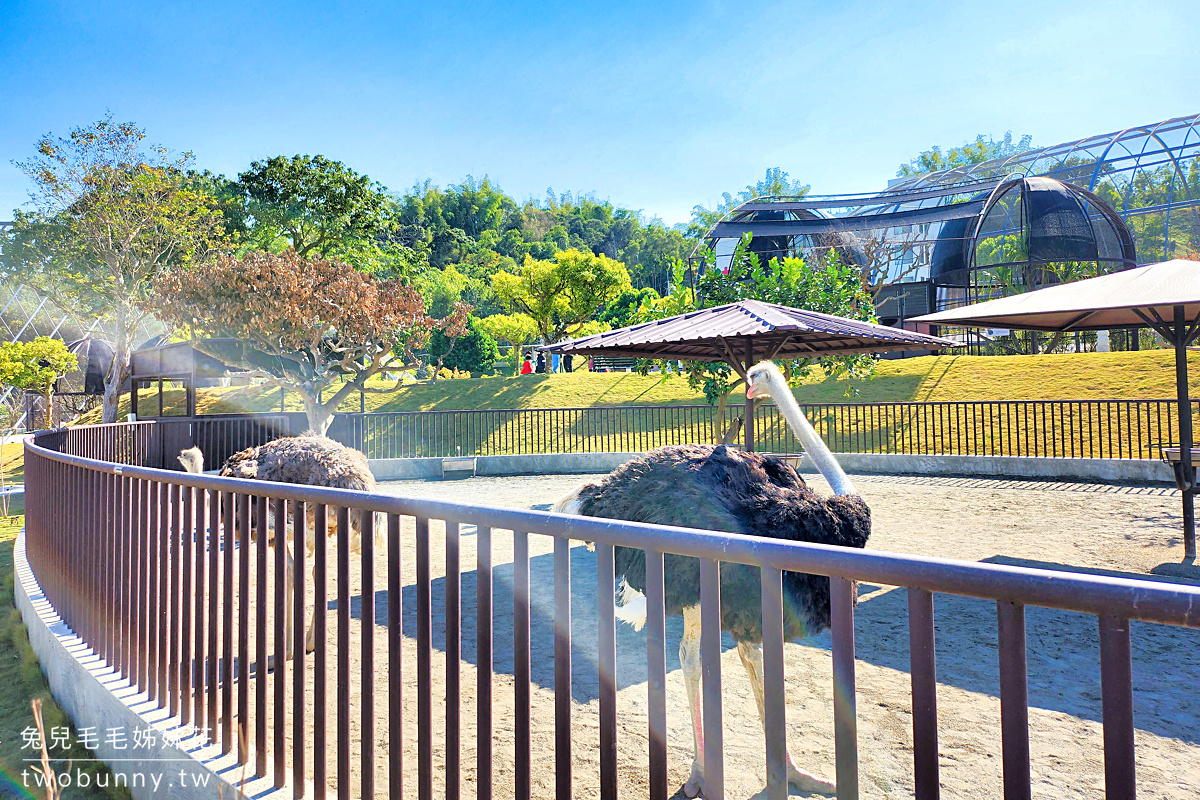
[
  {"x1": 680, "y1": 605, "x2": 706, "y2": 798},
  {"x1": 735, "y1": 641, "x2": 837, "y2": 795}
]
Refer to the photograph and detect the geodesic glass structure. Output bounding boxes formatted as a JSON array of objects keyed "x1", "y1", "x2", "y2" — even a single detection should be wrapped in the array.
[{"x1": 699, "y1": 113, "x2": 1200, "y2": 334}]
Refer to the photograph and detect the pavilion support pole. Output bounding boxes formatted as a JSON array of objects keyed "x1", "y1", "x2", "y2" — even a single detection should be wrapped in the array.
[
  {"x1": 744, "y1": 339, "x2": 755, "y2": 452},
  {"x1": 1174, "y1": 306, "x2": 1196, "y2": 561}
]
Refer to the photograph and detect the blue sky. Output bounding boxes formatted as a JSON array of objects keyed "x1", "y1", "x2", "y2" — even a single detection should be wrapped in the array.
[{"x1": 3, "y1": 0, "x2": 1199, "y2": 226}]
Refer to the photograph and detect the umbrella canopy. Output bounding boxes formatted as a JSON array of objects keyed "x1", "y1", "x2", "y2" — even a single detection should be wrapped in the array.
[
  {"x1": 541, "y1": 299, "x2": 952, "y2": 451},
  {"x1": 911, "y1": 259, "x2": 1200, "y2": 563},
  {"x1": 911, "y1": 259, "x2": 1200, "y2": 332},
  {"x1": 541, "y1": 299, "x2": 951, "y2": 361}
]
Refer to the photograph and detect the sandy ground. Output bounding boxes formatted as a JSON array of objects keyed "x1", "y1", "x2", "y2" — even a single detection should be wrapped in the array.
[{"x1": 208, "y1": 471, "x2": 1199, "y2": 799}]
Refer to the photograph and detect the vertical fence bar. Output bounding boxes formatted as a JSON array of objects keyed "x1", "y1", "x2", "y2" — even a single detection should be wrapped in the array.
[
  {"x1": 908, "y1": 588, "x2": 939, "y2": 800},
  {"x1": 147, "y1": 480, "x2": 160, "y2": 703},
  {"x1": 361, "y1": 509, "x2": 376, "y2": 800},
  {"x1": 446, "y1": 519, "x2": 462, "y2": 800},
  {"x1": 645, "y1": 550, "x2": 668, "y2": 800},
  {"x1": 181, "y1": 484, "x2": 194, "y2": 726},
  {"x1": 416, "y1": 516, "x2": 432, "y2": 800},
  {"x1": 387, "y1": 512, "x2": 402, "y2": 799},
  {"x1": 554, "y1": 535, "x2": 572, "y2": 800},
  {"x1": 170, "y1": 482, "x2": 182, "y2": 718},
  {"x1": 477, "y1": 524, "x2": 493, "y2": 800},
  {"x1": 831, "y1": 575, "x2": 858, "y2": 800},
  {"x1": 221, "y1": 490, "x2": 234, "y2": 754},
  {"x1": 255, "y1": 495, "x2": 269, "y2": 776},
  {"x1": 700, "y1": 557, "x2": 724, "y2": 799},
  {"x1": 761, "y1": 565, "x2": 787, "y2": 800},
  {"x1": 238, "y1": 494, "x2": 251, "y2": 765},
  {"x1": 997, "y1": 601, "x2": 1031, "y2": 800},
  {"x1": 596, "y1": 542, "x2": 618, "y2": 800},
  {"x1": 514, "y1": 530, "x2": 531, "y2": 800},
  {"x1": 273, "y1": 497, "x2": 287, "y2": 788},
  {"x1": 337, "y1": 506, "x2": 350, "y2": 800},
  {"x1": 294, "y1": 502, "x2": 308, "y2": 797},
  {"x1": 1099, "y1": 616, "x2": 1136, "y2": 800},
  {"x1": 314, "y1": 503, "x2": 328, "y2": 800}
]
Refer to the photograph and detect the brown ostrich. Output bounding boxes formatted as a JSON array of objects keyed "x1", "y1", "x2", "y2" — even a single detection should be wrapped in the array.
[
  {"x1": 553, "y1": 360, "x2": 870, "y2": 797},
  {"x1": 179, "y1": 433, "x2": 378, "y2": 661}
]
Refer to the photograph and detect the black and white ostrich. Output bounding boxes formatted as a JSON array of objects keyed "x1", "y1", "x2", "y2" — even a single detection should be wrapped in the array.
[
  {"x1": 179, "y1": 434, "x2": 378, "y2": 663},
  {"x1": 554, "y1": 361, "x2": 870, "y2": 797}
]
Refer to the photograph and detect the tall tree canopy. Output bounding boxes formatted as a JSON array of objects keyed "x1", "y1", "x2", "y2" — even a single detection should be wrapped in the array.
[
  {"x1": 1, "y1": 117, "x2": 226, "y2": 422},
  {"x1": 234, "y1": 154, "x2": 422, "y2": 277},
  {"x1": 155, "y1": 249, "x2": 464, "y2": 434},
  {"x1": 640, "y1": 237, "x2": 876, "y2": 405},
  {"x1": 896, "y1": 132, "x2": 1034, "y2": 177},
  {"x1": 688, "y1": 167, "x2": 811, "y2": 238},
  {"x1": 397, "y1": 178, "x2": 691, "y2": 294},
  {"x1": 492, "y1": 248, "x2": 631, "y2": 343}
]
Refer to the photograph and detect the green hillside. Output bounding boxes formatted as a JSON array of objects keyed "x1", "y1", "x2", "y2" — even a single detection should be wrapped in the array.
[{"x1": 78, "y1": 349, "x2": 1194, "y2": 425}]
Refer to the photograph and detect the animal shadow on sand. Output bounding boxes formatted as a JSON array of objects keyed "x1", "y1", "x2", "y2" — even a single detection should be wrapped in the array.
[{"x1": 333, "y1": 538, "x2": 1200, "y2": 746}]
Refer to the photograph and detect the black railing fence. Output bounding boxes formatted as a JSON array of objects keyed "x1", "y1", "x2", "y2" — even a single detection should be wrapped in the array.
[
  {"x1": 324, "y1": 399, "x2": 1196, "y2": 461},
  {"x1": 23, "y1": 422, "x2": 1200, "y2": 800}
]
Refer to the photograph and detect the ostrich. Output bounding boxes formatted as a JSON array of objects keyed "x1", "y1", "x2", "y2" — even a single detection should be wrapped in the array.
[
  {"x1": 553, "y1": 361, "x2": 869, "y2": 797},
  {"x1": 179, "y1": 433, "x2": 378, "y2": 662}
]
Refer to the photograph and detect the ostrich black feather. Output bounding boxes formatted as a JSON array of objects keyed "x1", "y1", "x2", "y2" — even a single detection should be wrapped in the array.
[{"x1": 575, "y1": 444, "x2": 870, "y2": 643}]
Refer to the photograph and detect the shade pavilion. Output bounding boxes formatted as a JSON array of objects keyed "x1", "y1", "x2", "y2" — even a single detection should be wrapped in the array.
[
  {"x1": 540, "y1": 299, "x2": 952, "y2": 451},
  {"x1": 912, "y1": 258, "x2": 1200, "y2": 561}
]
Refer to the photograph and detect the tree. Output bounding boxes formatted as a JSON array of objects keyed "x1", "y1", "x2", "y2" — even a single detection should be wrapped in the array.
[
  {"x1": 896, "y1": 132, "x2": 1034, "y2": 177},
  {"x1": 639, "y1": 238, "x2": 876, "y2": 405},
  {"x1": 155, "y1": 249, "x2": 465, "y2": 434},
  {"x1": 0, "y1": 337, "x2": 78, "y2": 428},
  {"x1": 478, "y1": 313, "x2": 539, "y2": 373},
  {"x1": 600, "y1": 287, "x2": 660, "y2": 329},
  {"x1": 428, "y1": 315, "x2": 499, "y2": 376},
  {"x1": 492, "y1": 248, "x2": 631, "y2": 343},
  {"x1": 688, "y1": 167, "x2": 810, "y2": 238},
  {"x1": 3, "y1": 117, "x2": 226, "y2": 422},
  {"x1": 235, "y1": 154, "x2": 420, "y2": 277}
]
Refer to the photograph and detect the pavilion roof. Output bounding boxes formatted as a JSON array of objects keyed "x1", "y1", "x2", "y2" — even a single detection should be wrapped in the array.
[{"x1": 540, "y1": 299, "x2": 951, "y2": 362}]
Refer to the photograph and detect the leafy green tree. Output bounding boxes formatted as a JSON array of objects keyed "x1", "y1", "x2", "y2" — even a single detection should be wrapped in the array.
[
  {"x1": 688, "y1": 167, "x2": 810, "y2": 238},
  {"x1": 897, "y1": 132, "x2": 1034, "y2": 177},
  {"x1": 235, "y1": 154, "x2": 422, "y2": 276},
  {"x1": 600, "y1": 287, "x2": 660, "y2": 329},
  {"x1": 2, "y1": 117, "x2": 226, "y2": 422},
  {"x1": 492, "y1": 249, "x2": 631, "y2": 343},
  {"x1": 478, "y1": 313, "x2": 540, "y2": 372},
  {"x1": 0, "y1": 337, "x2": 78, "y2": 428},
  {"x1": 396, "y1": 178, "x2": 692, "y2": 292},
  {"x1": 428, "y1": 316, "x2": 499, "y2": 376}
]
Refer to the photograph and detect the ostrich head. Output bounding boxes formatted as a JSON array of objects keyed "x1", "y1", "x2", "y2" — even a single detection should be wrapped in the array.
[
  {"x1": 746, "y1": 360, "x2": 787, "y2": 401},
  {"x1": 744, "y1": 360, "x2": 857, "y2": 497},
  {"x1": 178, "y1": 447, "x2": 205, "y2": 474}
]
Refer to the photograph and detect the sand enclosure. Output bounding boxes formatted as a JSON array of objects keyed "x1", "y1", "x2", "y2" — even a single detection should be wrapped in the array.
[{"x1": 224, "y1": 472, "x2": 1198, "y2": 799}]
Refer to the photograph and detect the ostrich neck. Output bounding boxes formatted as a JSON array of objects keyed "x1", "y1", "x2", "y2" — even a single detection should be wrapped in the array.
[{"x1": 767, "y1": 376, "x2": 856, "y2": 496}]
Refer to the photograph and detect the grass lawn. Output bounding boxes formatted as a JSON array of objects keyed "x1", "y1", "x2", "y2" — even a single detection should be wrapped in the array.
[
  {"x1": 73, "y1": 349, "x2": 1200, "y2": 425},
  {"x1": 0, "y1": 502, "x2": 128, "y2": 798}
]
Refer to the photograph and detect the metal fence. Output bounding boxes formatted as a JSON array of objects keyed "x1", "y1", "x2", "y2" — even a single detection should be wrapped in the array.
[
  {"x1": 327, "y1": 399, "x2": 1196, "y2": 461},
  {"x1": 23, "y1": 420, "x2": 1200, "y2": 799}
]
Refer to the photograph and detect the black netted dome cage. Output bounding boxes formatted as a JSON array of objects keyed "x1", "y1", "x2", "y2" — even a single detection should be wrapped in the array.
[{"x1": 931, "y1": 176, "x2": 1136, "y2": 309}]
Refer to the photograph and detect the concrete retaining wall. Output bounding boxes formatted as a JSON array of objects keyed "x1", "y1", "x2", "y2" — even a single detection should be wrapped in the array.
[
  {"x1": 371, "y1": 451, "x2": 1176, "y2": 485},
  {"x1": 13, "y1": 531, "x2": 298, "y2": 800}
]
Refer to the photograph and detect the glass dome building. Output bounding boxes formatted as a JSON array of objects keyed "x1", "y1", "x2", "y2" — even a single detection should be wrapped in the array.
[{"x1": 699, "y1": 113, "x2": 1200, "y2": 342}]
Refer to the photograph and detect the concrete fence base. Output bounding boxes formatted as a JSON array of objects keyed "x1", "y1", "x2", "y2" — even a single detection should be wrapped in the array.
[
  {"x1": 13, "y1": 531, "x2": 300, "y2": 800},
  {"x1": 370, "y1": 451, "x2": 1177, "y2": 485}
]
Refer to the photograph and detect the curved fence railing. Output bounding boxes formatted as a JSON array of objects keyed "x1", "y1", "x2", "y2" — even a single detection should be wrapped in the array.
[
  {"x1": 322, "y1": 399, "x2": 1195, "y2": 461},
  {"x1": 24, "y1": 422, "x2": 1200, "y2": 799}
]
